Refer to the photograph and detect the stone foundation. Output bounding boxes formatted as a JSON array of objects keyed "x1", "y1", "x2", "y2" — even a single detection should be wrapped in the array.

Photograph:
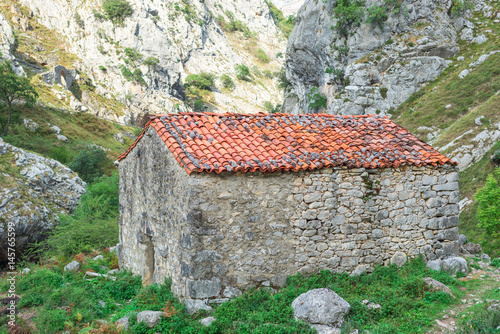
[{"x1": 119, "y1": 127, "x2": 459, "y2": 300}]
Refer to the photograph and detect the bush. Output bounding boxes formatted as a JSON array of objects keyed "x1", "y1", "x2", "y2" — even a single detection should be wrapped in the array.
[
  {"x1": 33, "y1": 173, "x2": 119, "y2": 258},
  {"x1": 185, "y1": 73, "x2": 215, "y2": 91},
  {"x1": 451, "y1": 0, "x2": 474, "y2": 16},
  {"x1": 124, "y1": 47, "x2": 142, "y2": 64},
  {"x1": 492, "y1": 149, "x2": 500, "y2": 165},
  {"x1": 276, "y1": 66, "x2": 291, "y2": 90},
  {"x1": 102, "y1": 0, "x2": 133, "y2": 24},
  {"x1": 366, "y1": 4, "x2": 388, "y2": 27},
  {"x1": 265, "y1": 1, "x2": 295, "y2": 37},
  {"x1": 235, "y1": 64, "x2": 250, "y2": 81},
  {"x1": 380, "y1": 87, "x2": 388, "y2": 99},
  {"x1": 307, "y1": 87, "x2": 327, "y2": 110},
  {"x1": 68, "y1": 145, "x2": 108, "y2": 183},
  {"x1": 333, "y1": 0, "x2": 365, "y2": 35},
  {"x1": 255, "y1": 48, "x2": 270, "y2": 63},
  {"x1": 475, "y1": 168, "x2": 500, "y2": 238},
  {"x1": 193, "y1": 99, "x2": 204, "y2": 111},
  {"x1": 491, "y1": 258, "x2": 500, "y2": 268},
  {"x1": 220, "y1": 74, "x2": 234, "y2": 89},
  {"x1": 49, "y1": 146, "x2": 76, "y2": 165}
]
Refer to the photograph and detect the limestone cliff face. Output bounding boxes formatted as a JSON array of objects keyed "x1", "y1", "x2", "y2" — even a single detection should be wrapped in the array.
[
  {"x1": 0, "y1": 138, "x2": 86, "y2": 262},
  {"x1": 283, "y1": 0, "x2": 469, "y2": 115},
  {"x1": 17, "y1": 0, "x2": 286, "y2": 123}
]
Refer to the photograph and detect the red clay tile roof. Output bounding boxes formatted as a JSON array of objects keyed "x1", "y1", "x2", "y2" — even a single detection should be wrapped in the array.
[{"x1": 118, "y1": 112, "x2": 457, "y2": 174}]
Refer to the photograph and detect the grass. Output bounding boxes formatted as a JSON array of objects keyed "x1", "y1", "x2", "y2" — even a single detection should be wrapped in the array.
[{"x1": 0, "y1": 257, "x2": 468, "y2": 334}]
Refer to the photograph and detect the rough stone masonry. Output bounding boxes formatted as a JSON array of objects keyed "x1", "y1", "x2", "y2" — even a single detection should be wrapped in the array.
[{"x1": 118, "y1": 124, "x2": 459, "y2": 301}]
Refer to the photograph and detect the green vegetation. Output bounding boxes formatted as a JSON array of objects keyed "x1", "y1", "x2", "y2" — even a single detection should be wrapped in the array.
[
  {"x1": 333, "y1": 0, "x2": 366, "y2": 35},
  {"x1": 307, "y1": 87, "x2": 327, "y2": 110},
  {"x1": 102, "y1": 0, "x2": 133, "y2": 24},
  {"x1": 220, "y1": 74, "x2": 234, "y2": 89},
  {"x1": 255, "y1": 48, "x2": 270, "y2": 63},
  {"x1": 124, "y1": 47, "x2": 143, "y2": 64},
  {"x1": 32, "y1": 173, "x2": 119, "y2": 259},
  {"x1": 216, "y1": 12, "x2": 254, "y2": 38},
  {"x1": 265, "y1": 1, "x2": 295, "y2": 38},
  {"x1": 74, "y1": 12, "x2": 84, "y2": 29},
  {"x1": 276, "y1": 66, "x2": 291, "y2": 90},
  {"x1": 235, "y1": 64, "x2": 251, "y2": 81},
  {"x1": 1, "y1": 256, "x2": 471, "y2": 333},
  {"x1": 185, "y1": 72, "x2": 216, "y2": 91},
  {"x1": 475, "y1": 168, "x2": 500, "y2": 239},
  {"x1": 144, "y1": 56, "x2": 160, "y2": 68},
  {"x1": 0, "y1": 61, "x2": 38, "y2": 136},
  {"x1": 366, "y1": 4, "x2": 388, "y2": 28},
  {"x1": 68, "y1": 146, "x2": 110, "y2": 184},
  {"x1": 451, "y1": 0, "x2": 474, "y2": 16}
]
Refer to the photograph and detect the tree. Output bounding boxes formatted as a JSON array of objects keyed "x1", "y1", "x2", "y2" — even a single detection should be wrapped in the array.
[
  {"x1": 0, "y1": 61, "x2": 38, "y2": 137},
  {"x1": 102, "y1": 0, "x2": 133, "y2": 24},
  {"x1": 235, "y1": 64, "x2": 250, "y2": 81},
  {"x1": 475, "y1": 168, "x2": 500, "y2": 237},
  {"x1": 69, "y1": 145, "x2": 108, "y2": 183}
]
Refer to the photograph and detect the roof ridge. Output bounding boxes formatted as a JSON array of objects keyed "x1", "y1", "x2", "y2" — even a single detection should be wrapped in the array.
[{"x1": 149, "y1": 112, "x2": 390, "y2": 119}]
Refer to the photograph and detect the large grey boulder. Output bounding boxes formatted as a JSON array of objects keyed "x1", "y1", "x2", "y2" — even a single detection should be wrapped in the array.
[
  {"x1": 185, "y1": 299, "x2": 212, "y2": 314},
  {"x1": 424, "y1": 277, "x2": 455, "y2": 297},
  {"x1": 115, "y1": 316, "x2": 129, "y2": 330},
  {"x1": 441, "y1": 257, "x2": 468, "y2": 276},
  {"x1": 136, "y1": 311, "x2": 163, "y2": 328},
  {"x1": 292, "y1": 288, "x2": 350, "y2": 329},
  {"x1": 64, "y1": 261, "x2": 80, "y2": 272},
  {"x1": 0, "y1": 140, "x2": 85, "y2": 262},
  {"x1": 427, "y1": 259, "x2": 442, "y2": 271}
]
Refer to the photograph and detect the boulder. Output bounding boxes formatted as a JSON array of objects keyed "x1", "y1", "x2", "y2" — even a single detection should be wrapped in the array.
[
  {"x1": 23, "y1": 119, "x2": 39, "y2": 132},
  {"x1": 185, "y1": 299, "x2": 212, "y2": 314},
  {"x1": 481, "y1": 253, "x2": 491, "y2": 264},
  {"x1": 291, "y1": 288, "x2": 350, "y2": 329},
  {"x1": 458, "y1": 234, "x2": 467, "y2": 246},
  {"x1": 424, "y1": 277, "x2": 455, "y2": 297},
  {"x1": 64, "y1": 261, "x2": 80, "y2": 272},
  {"x1": 427, "y1": 259, "x2": 442, "y2": 271},
  {"x1": 200, "y1": 316, "x2": 216, "y2": 326},
  {"x1": 463, "y1": 243, "x2": 482, "y2": 254},
  {"x1": 441, "y1": 257, "x2": 468, "y2": 276},
  {"x1": 390, "y1": 252, "x2": 407, "y2": 267},
  {"x1": 115, "y1": 316, "x2": 129, "y2": 330},
  {"x1": 136, "y1": 311, "x2": 163, "y2": 328},
  {"x1": 223, "y1": 286, "x2": 242, "y2": 298}
]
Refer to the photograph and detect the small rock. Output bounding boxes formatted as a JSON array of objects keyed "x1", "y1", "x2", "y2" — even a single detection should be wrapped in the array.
[
  {"x1": 458, "y1": 234, "x2": 468, "y2": 246},
  {"x1": 457, "y1": 56, "x2": 465, "y2": 61},
  {"x1": 445, "y1": 104, "x2": 452, "y2": 109},
  {"x1": 136, "y1": 310, "x2": 163, "y2": 328},
  {"x1": 459, "y1": 69, "x2": 469, "y2": 79},
  {"x1": 98, "y1": 300, "x2": 106, "y2": 308},
  {"x1": 64, "y1": 261, "x2": 80, "y2": 272},
  {"x1": 200, "y1": 316, "x2": 216, "y2": 326},
  {"x1": 56, "y1": 134, "x2": 68, "y2": 142},
  {"x1": 109, "y1": 244, "x2": 119, "y2": 253},
  {"x1": 472, "y1": 35, "x2": 487, "y2": 44},
  {"x1": 21, "y1": 268, "x2": 30, "y2": 274},
  {"x1": 442, "y1": 257, "x2": 468, "y2": 276},
  {"x1": 481, "y1": 253, "x2": 491, "y2": 264},
  {"x1": 390, "y1": 252, "x2": 407, "y2": 267},
  {"x1": 50, "y1": 125, "x2": 61, "y2": 134},
  {"x1": 114, "y1": 133, "x2": 124, "y2": 143},
  {"x1": 488, "y1": 303, "x2": 500, "y2": 312},
  {"x1": 107, "y1": 269, "x2": 120, "y2": 275},
  {"x1": 223, "y1": 286, "x2": 242, "y2": 298},
  {"x1": 23, "y1": 119, "x2": 39, "y2": 132},
  {"x1": 115, "y1": 316, "x2": 129, "y2": 330},
  {"x1": 93, "y1": 255, "x2": 104, "y2": 261},
  {"x1": 427, "y1": 259, "x2": 442, "y2": 271},
  {"x1": 463, "y1": 243, "x2": 482, "y2": 254},
  {"x1": 292, "y1": 288, "x2": 350, "y2": 329},
  {"x1": 475, "y1": 116, "x2": 485, "y2": 126},
  {"x1": 185, "y1": 299, "x2": 212, "y2": 314},
  {"x1": 424, "y1": 277, "x2": 455, "y2": 298}
]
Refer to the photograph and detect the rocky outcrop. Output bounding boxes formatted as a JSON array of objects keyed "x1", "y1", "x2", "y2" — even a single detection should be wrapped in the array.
[
  {"x1": 0, "y1": 14, "x2": 24, "y2": 76},
  {"x1": 0, "y1": 139, "x2": 86, "y2": 263},
  {"x1": 284, "y1": 0, "x2": 468, "y2": 115},
  {"x1": 19, "y1": 0, "x2": 286, "y2": 123}
]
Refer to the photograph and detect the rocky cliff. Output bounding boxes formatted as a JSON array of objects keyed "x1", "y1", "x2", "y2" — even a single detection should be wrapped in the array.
[
  {"x1": 2, "y1": 0, "x2": 287, "y2": 124},
  {"x1": 0, "y1": 138, "x2": 86, "y2": 262},
  {"x1": 283, "y1": 0, "x2": 471, "y2": 115}
]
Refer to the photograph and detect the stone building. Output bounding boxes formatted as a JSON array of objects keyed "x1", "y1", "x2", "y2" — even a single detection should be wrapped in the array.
[{"x1": 117, "y1": 112, "x2": 459, "y2": 301}]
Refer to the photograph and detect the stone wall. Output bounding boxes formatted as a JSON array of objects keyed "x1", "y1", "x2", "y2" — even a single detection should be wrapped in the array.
[{"x1": 119, "y1": 129, "x2": 459, "y2": 300}]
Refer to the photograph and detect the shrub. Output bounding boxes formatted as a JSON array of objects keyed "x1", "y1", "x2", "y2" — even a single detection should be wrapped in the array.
[
  {"x1": 121, "y1": 66, "x2": 133, "y2": 81},
  {"x1": 33, "y1": 173, "x2": 119, "y2": 258},
  {"x1": 265, "y1": 1, "x2": 295, "y2": 37},
  {"x1": 74, "y1": 12, "x2": 84, "y2": 29},
  {"x1": 124, "y1": 47, "x2": 142, "y2": 64},
  {"x1": 193, "y1": 99, "x2": 204, "y2": 111},
  {"x1": 49, "y1": 146, "x2": 76, "y2": 165},
  {"x1": 102, "y1": 0, "x2": 133, "y2": 24},
  {"x1": 276, "y1": 66, "x2": 290, "y2": 90},
  {"x1": 366, "y1": 4, "x2": 388, "y2": 27},
  {"x1": 132, "y1": 68, "x2": 146, "y2": 85},
  {"x1": 492, "y1": 150, "x2": 500, "y2": 165},
  {"x1": 475, "y1": 168, "x2": 500, "y2": 238},
  {"x1": 263, "y1": 101, "x2": 274, "y2": 113},
  {"x1": 144, "y1": 57, "x2": 160, "y2": 67},
  {"x1": 220, "y1": 74, "x2": 234, "y2": 89},
  {"x1": 235, "y1": 64, "x2": 251, "y2": 81},
  {"x1": 185, "y1": 72, "x2": 215, "y2": 91},
  {"x1": 255, "y1": 48, "x2": 270, "y2": 63},
  {"x1": 68, "y1": 145, "x2": 108, "y2": 183},
  {"x1": 491, "y1": 258, "x2": 500, "y2": 268},
  {"x1": 380, "y1": 87, "x2": 388, "y2": 99},
  {"x1": 333, "y1": 0, "x2": 365, "y2": 35},
  {"x1": 451, "y1": 0, "x2": 474, "y2": 16},
  {"x1": 307, "y1": 87, "x2": 327, "y2": 110}
]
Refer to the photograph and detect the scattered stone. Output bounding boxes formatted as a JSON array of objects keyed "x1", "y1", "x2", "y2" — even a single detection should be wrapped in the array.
[
  {"x1": 445, "y1": 104, "x2": 452, "y2": 109},
  {"x1": 475, "y1": 116, "x2": 485, "y2": 126},
  {"x1": 442, "y1": 257, "x2": 468, "y2": 276},
  {"x1": 390, "y1": 252, "x2": 407, "y2": 267},
  {"x1": 361, "y1": 300, "x2": 381, "y2": 310},
  {"x1": 481, "y1": 253, "x2": 491, "y2": 264},
  {"x1": 488, "y1": 304, "x2": 500, "y2": 312},
  {"x1": 114, "y1": 133, "x2": 124, "y2": 143},
  {"x1": 23, "y1": 119, "x2": 39, "y2": 132},
  {"x1": 457, "y1": 56, "x2": 465, "y2": 61},
  {"x1": 424, "y1": 277, "x2": 455, "y2": 298},
  {"x1": 107, "y1": 269, "x2": 120, "y2": 275},
  {"x1": 98, "y1": 300, "x2": 106, "y2": 308},
  {"x1": 292, "y1": 288, "x2": 350, "y2": 329},
  {"x1": 115, "y1": 316, "x2": 129, "y2": 330},
  {"x1": 427, "y1": 259, "x2": 442, "y2": 271},
  {"x1": 459, "y1": 69, "x2": 469, "y2": 79},
  {"x1": 185, "y1": 299, "x2": 212, "y2": 314},
  {"x1": 64, "y1": 261, "x2": 80, "y2": 272},
  {"x1": 56, "y1": 134, "x2": 68, "y2": 142},
  {"x1": 463, "y1": 243, "x2": 482, "y2": 254},
  {"x1": 472, "y1": 35, "x2": 488, "y2": 44},
  {"x1": 21, "y1": 268, "x2": 30, "y2": 274},
  {"x1": 109, "y1": 244, "x2": 119, "y2": 253},
  {"x1": 93, "y1": 255, "x2": 104, "y2": 261},
  {"x1": 84, "y1": 271, "x2": 116, "y2": 281},
  {"x1": 50, "y1": 125, "x2": 61, "y2": 134},
  {"x1": 136, "y1": 311, "x2": 163, "y2": 328},
  {"x1": 200, "y1": 316, "x2": 216, "y2": 326}
]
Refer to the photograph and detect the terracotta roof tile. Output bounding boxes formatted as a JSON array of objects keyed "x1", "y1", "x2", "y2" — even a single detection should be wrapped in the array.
[{"x1": 117, "y1": 112, "x2": 457, "y2": 174}]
